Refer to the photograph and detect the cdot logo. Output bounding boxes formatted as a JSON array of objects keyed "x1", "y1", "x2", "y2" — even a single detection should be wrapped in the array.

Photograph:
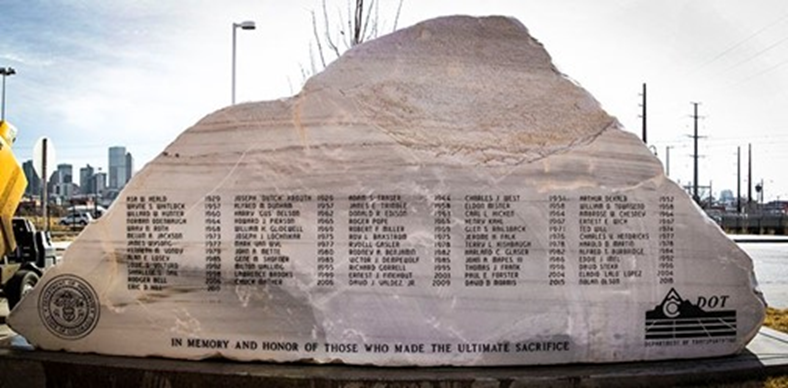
[
  {"x1": 660, "y1": 288, "x2": 683, "y2": 318},
  {"x1": 645, "y1": 288, "x2": 736, "y2": 340}
]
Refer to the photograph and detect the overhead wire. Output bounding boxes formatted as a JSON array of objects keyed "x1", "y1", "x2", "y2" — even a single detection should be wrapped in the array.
[
  {"x1": 727, "y1": 55, "x2": 788, "y2": 88},
  {"x1": 685, "y1": 10, "x2": 788, "y2": 76}
]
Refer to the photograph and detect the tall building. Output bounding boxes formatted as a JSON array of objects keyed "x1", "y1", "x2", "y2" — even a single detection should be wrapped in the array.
[
  {"x1": 80, "y1": 164, "x2": 95, "y2": 195},
  {"x1": 54, "y1": 163, "x2": 74, "y2": 199},
  {"x1": 125, "y1": 151, "x2": 134, "y2": 185},
  {"x1": 108, "y1": 146, "x2": 127, "y2": 189},
  {"x1": 22, "y1": 159, "x2": 41, "y2": 198},
  {"x1": 54, "y1": 164, "x2": 72, "y2": 184},
  {"x1": 94, "y1": 172, "x2": 107, "y2": 196}
]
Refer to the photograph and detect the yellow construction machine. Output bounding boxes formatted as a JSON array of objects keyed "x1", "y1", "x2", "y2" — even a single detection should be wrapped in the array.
[{"x1": 0, "y1": 121, "x2": 56, "y2": 309}]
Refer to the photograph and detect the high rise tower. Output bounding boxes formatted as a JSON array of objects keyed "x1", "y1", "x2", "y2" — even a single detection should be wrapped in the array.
[{"x1": 108, "y1": 146, "x2": 127, "y2": 190}]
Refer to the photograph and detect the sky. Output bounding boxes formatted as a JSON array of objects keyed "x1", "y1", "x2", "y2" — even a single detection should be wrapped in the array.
[{"x1": 2, "y1": 0, "x2": 788, "y2": 202}]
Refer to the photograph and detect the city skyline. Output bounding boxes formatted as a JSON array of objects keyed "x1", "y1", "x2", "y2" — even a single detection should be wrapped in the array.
[{"x1": 20, "y1": 144, "x2": 135, "y2": 201}]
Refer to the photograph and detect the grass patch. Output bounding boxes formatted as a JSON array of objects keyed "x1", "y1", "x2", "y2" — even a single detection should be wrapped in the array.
[
  {"x1": 764, "y1": 307, "x2": 788, "y2": 333},
  {"x1": 24, "y1": 216, "x2": 71, "y2": 233},
  {"x1": 766, "y1": 376, "x2": 788, "y2": 388},
  {"x1": 21, "y1": 216, "x2": 82, "y2": 241}
]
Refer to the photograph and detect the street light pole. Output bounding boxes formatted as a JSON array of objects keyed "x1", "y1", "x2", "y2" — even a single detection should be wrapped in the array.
[
  {"x1": 1, "y1": 67, "x2": 16, "y2": 121},
  {"x1": 232, "y1": 21, "x2": 256, "y2": 105}
]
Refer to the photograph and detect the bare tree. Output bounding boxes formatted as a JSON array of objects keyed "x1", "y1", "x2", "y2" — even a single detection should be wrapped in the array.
[{"x1": 301, "y1": 0, "x2": 404, "y2": 81}]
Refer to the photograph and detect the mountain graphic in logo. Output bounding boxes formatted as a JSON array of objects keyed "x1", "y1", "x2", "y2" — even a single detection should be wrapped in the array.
[{"x1": 645, "y1": 288, "x2": 736, "y2": 340}]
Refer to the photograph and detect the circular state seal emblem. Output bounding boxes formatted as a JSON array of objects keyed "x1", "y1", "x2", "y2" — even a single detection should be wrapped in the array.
[{"x1": 38, "y1": 275, "x2": 100, "y2": 340}]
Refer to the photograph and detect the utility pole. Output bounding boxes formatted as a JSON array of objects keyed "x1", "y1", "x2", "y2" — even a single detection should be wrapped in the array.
[
  {"x1": 691, "y1": 102, "x2": 701, "y2": 203},
  {"x1": 42, "y1": 138, "x2": 49, "y2": 231},
  {"x1": 641, "y1": 83, "x2": 647, "y2": 144},
  {"x1": 748, "y1": 143, "x2": 752, "y2": 206},
  {"x1": 737, "y1": 146, "x2": 741, "y2": 213}
]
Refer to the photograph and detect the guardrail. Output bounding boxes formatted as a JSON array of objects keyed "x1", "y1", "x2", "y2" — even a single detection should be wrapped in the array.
[{"x1": 719, "y1": 214, "x2": 788, "y2": 235}]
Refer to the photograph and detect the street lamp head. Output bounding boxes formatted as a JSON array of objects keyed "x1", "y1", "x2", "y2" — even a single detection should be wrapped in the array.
[
  {"x1": 0, "y1": 67, "x2": 15, "y2": 76},
  {"x1": 235, "y1": 21, "x2": 256, "y2": 30}
]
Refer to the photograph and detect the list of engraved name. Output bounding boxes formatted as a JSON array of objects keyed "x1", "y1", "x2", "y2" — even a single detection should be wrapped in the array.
[{"x1": 124, "y1": 193, "x2": 674, "y2": 290}]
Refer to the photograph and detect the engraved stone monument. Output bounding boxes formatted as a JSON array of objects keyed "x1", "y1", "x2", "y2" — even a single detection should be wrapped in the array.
[{"x1": 9, "y1": 15, "x2": 765, "y2": 366}]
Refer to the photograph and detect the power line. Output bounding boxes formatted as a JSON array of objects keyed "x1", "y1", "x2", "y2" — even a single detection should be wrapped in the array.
[
  {"x1": 728, "y1": 55, "x2": 788, "y2": 88},
  {"x1": 651, "y1": 133, "x2": 788, "y2": 148},
  {"x1": 723, "y1": 33, "x2": 788, "y2": 73},
  {"x1": 686, "y1": 10, "x2": 788, "y2": 75}
]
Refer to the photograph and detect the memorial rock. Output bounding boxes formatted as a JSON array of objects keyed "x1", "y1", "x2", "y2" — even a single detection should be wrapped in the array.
[{"x1": 9, "y1": 15, "x2": 765, "y2": 366}]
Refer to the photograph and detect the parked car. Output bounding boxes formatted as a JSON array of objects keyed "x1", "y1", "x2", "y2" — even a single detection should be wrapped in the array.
[{"x1": 59, "y1": 212, "x2": 93, "y2": 226}]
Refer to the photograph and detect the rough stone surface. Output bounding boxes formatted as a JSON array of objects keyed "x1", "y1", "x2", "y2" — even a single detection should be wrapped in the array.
[{"x1": 9, "y1": 15, "x2": 765, "y2": 366}]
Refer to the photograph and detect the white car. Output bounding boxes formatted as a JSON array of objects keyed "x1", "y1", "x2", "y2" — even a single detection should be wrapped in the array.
[{"x1": 59, "y1": 212, "x2": 93, "y2": 226}]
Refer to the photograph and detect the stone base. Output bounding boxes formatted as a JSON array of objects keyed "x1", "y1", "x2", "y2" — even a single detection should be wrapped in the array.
[{"x1": 2, "y1": 327, "x2": 787, "y2": 388}]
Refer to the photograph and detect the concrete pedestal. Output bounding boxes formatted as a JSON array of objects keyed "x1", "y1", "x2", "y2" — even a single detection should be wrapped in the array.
[{"x1": 1, "y1": 327, "x2": 788, "y2": 388}]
